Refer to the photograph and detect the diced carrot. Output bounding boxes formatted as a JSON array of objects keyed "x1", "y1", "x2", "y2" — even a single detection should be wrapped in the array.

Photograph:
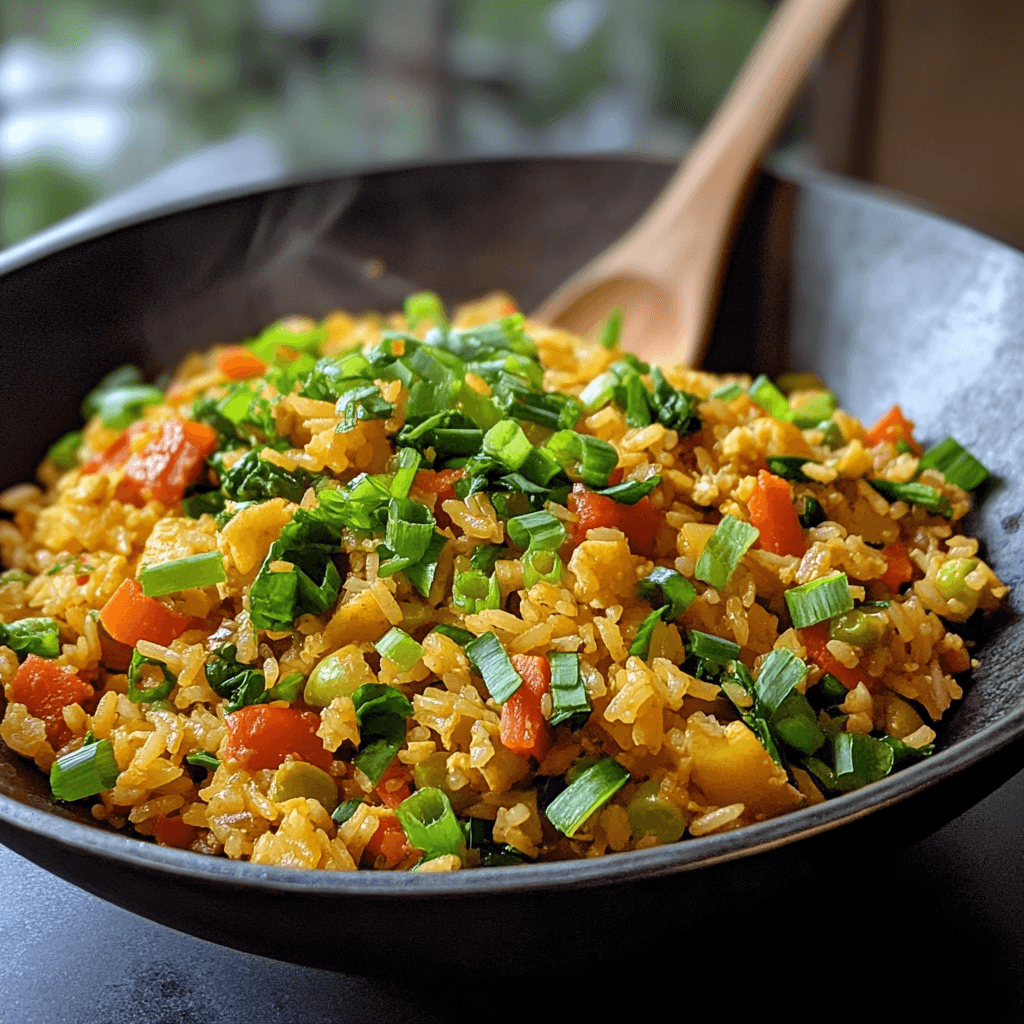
[
  {"x1": 223, "y1": 705, "x2": 333, "y2": 772},
  {"x1": 98, "y1": 579, "x2": 190, "y2": 648},
  {"x1": 119, "y1": 418, "x2": 219, "y2": 506},
  {"x1": 81, "y1": 420, "x2": 151, "y2": 475},
  {"x1": 9, "y1": 653, "x2": 95, "y2": 749},
  {"x1": 940, "y1": 643, "x2": 972, "y2": 675},
  {"x1": 567, "y1": 484, "x2": 663, "y2": 558},
  {"x1": 154, "y1": 816, "x2": 199, "y2": 849},
  {"x1": 800, "y1": 622, "x2": 876, "y2": 691},
  {"x1": 864, "y1": 404, "x2": 922, "y2": 455},
  {"x1": 374, "y1": 760, "x2": 413, "y2": 809},
  {"x1": 364, "y1": 814, "x2": 411, "y2": 868},
  {"x1": 880, "y1": 543, "x2": 914, "y2": 590},
  {"x1": 501, "y1": 654, "x2": 552, "y2": 761},
  {"x1": 217, "y1": 346, "x2": 268, "y2": 380},
  {"x1": 413, "y1": 468, "x2": 465, "y2": 531},
  {"x1": 748, "y1": 469, "x2": 806, "y2": 558}
]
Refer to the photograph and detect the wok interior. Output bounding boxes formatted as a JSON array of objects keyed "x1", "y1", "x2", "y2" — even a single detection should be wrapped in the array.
[{"x1": 0, "y1": 156, "x2": 1021, "y2": 837}]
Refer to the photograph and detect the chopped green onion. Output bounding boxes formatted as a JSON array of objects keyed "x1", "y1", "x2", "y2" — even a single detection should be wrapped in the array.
[
  {"x1": 648, "y1": 368, "x2": 702, "y2": 435},
  {"x1": 0, "y1": 618, "x2": 60, "y2": 660},
  {"x1": 331, "y1": 798, "x2": 364, "y2": 825},
  {"x1": 50, "y1": 738, "x2": 119, "y2": 801},
  {"x1": 430, "y1": 623, "x2": 475, "y2": 646},
  {"x1": 636, "y1": 568, "x2": 696, "y2": 620},
  {"x1": 784, "y1": 572, "x2": 853, "y2": 628},
  {"x1": 464, "y1": 631, "x2": 523, "y2": 704},
  {"x1": 396, "y1": 787, "x2": 466, "y2": 864},
  {"x1": 790, "y1": 391, "x2": 837, "y2": 428},
  {"x1": 548, "y1": 652, "x2": 590, "y2": 727},
  {"x1": 452, "y1": 569, "x2": 500, "y2": 614},
  {"x1": 93, "y1": 384, "x2": 165, "y2": 430},
  {"x1": 0, "y1": 569, "x2": 32, "y2": 586},
  {"x1": 688, "y1": 630, "x2": 740, "y2": 666},
  {"x1": 880, "y1": 734, "x2": 935, "y2": 767},
  {"x1": 518, "y1": 447, "x2": 564, "y2": 487},
  {"x1": 629, "y1": 607, "x2": 667, "y2": 660},
  {"x1": 917, "y1": 437, "x2": 991, "y2": 493},
  {"x1": 751, "y1": 647, "x2": 808, "y2": 717},
  {"x1": 351, "y1": 683, "x2": 414, "y2": 784},
  {"x1": 507, "y1": 511, "x2": 566, "y2": 552},
  {"x1": 522, "y1": 548, "x2": 562, "y2": 588},
  {"x1": 47, "y1": 430, "x2": 83, "y2": 469},
  {"x1": 470, "y1": 544, "x2": 504, "y2": 574},
  {"x1": 868, "y1": 479, "x2": 952, "y2": 516},
  {"x1": 769, "y1": 690, "x2": 824, "y2": 755},
  {"x1": 748, "y1": 375, "x2": 792, "y2": 421},
  {"x1": 578, "y1": 371, "x2": 618, "y2": 411},
  {"x1": 545, "y1": 758, "x2": 629, "y2": 837},
  {"x1": 710, "y1": 382, "x2": 744, "y2": 402},
  {"x1": 389, "y1": 448, "x2": 421, "y2": 499},
  {"x1": 384, "y1": 497, "x2": 435, "y2": 565},
  {"x1": 694, "y1": 515, "x2": 759, "y2": 590},
  {"x1": 404, "y1": 291, "x2": 449, "y2": 330},
  {"x1": 139, "y1": 552, "x2": 226, "y2": 597},
  {"x1": 544, "y1": 430, "x2": 618, "y2": 488},
  {"x1": 621, "y1": 372, "x2": 652, "y2": 428},
  {"x1": 375, "y1": 627, "x2": 424, "y2": 671},
  {"x1": 186, "y1": 751, "x2": 220, "y2": 770},
  {"x1": 832, "y1": 731, "x2": 895, "y2": 791},
  {"x1": 798, "y1": 496, "x2": 826, "y2": 529},
  {"x1": 127, "y1": 649, "x2": 176, "y2": 704},
  {"x1": 595, "y1": 476, "x2": 661, "y2": 505},
  {"x1": 267, "y1": 672, "x2": 305, "y2": 702},
  {"x1": 598, "y1": 307, "x2": 623, "y2": 350},
  {"x1": 402, "y1": 530, "x2": 448, "y2": 599},
  {"x1": 483, "y1": 420, "x2": 533, "y2": 471},
  {"x1": 765, "y1": 455, "x2": 816, "y2": 482},
  {"x1": 81, "y1": 365, "x2": 142, "y2": 418}
]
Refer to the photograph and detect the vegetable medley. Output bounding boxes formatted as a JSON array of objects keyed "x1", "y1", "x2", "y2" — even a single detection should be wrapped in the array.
[{"x1": 0, "y1": 292, "x2": 1006, "y2": 871}]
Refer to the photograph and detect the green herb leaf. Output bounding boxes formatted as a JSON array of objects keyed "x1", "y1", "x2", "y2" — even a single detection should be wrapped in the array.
[
  {"x1": 127, "y1": 649, "x2": 177, "y2": 704},
  {"x1": 465, "y1": 631, "x2": 523, "y2": 704},
  {"x1": 139, "y1": 552, "x2": 226, "y2": 597},
  {"x1": 351, "y1": 683, "x2": 414, "y2": 784},
  {"x1": 784, "y1": 572, "x2": 853, "y2": 629},
  {"x1": 215, "y1": 449, "x2": 313, "y2": 504},
  {"x1": 694, "y1": 515, "x2": 759, "y2": 590},
  {"x1": 545, "y1": 758, "x2": 629, "y2": 837},
  {"x1": 0, "y1": 618, "x2": 61, "y2": 660}
]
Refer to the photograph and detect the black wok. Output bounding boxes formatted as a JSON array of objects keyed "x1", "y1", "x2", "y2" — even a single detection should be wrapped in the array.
[{"x1": 0, "y1": 157, "x2": 1021, "y2": 975}]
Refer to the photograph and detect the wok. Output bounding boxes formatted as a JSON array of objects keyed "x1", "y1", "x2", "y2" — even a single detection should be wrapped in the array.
[{"x1": 0, "y1": 156, "x2": 1021, "y2": 975}]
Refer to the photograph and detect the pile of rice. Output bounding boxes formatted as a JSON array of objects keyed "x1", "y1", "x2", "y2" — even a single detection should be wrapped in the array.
[{"x1": 0, "y1": 293, "x2": 1007, "y2": 871}]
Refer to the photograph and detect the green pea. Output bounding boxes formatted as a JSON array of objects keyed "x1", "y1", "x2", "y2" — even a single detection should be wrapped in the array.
[
  {"x1": 936, "y1": 558, "x2": 980, "y2": 610},
  {"x1": 627, "y1": 780, "x2": 688, "y2": 845},
  {"x1": 270, "y1": 760, "x2": 338, "y2": 814},
  {"x1": 829, "y1": 609, "x2": 889, "y2": 647},
  {"x1": 303, "y1": 653, "x2": 362, "y2": 708}
]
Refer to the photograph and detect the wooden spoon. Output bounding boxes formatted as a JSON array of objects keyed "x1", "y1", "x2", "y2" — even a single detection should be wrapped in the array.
[{"x1": 533, "y1": 0, "x2": 853, "y2": 366}]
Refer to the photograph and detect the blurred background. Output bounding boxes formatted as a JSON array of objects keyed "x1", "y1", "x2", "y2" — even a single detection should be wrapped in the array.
[
  {"x1": 6, "y1": 1, "x2": 1024, "y2": 252},
  {"x1": 1, "y1": 0, "x2": 795, "y2": 248}
]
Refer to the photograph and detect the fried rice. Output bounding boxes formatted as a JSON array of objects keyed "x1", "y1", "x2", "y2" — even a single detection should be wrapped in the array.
[{"x1": 0, "y1": 292, "x2": 1007, "y2": 871}]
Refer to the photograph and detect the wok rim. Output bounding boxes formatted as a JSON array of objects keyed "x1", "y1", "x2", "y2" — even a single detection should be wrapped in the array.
[{"x1": 1, "y1": 154, "x2": 1022, "y2": 900}]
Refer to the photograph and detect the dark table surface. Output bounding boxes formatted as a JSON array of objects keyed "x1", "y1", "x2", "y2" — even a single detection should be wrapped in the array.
[{"x1": 2, "y1": 766, "x2": 1021, "y2": 1023}]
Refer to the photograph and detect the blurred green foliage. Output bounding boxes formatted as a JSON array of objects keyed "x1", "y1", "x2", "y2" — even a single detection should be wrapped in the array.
[{"x1": 1, "y1": 0, "x2": 773, "y2": 247}]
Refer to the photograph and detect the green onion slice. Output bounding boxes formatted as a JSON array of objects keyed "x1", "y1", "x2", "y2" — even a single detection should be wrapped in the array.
[
  {"x1": 47, "y1": 430, "x2": 83, "y2": 470},
  {"x1": 389, "y1": 447, "x2": 422, "y2": 499},
  {"x1": 765, "y1": 455, "x2": 816, "y2": 482},
  {"x1": 751, "y1": 647, "x2": 808, "y2": 717},
  {"x1": 404, "y1": 291, "x2": 448, "y2": 330},
  {"x1": 784, "y1": 572, "x2": 853, "y2": 628},
  {"x1": 688, "y1": 629, "x2": 740, "y2": 666},
  {"x1": 186, "y1": 751, "x2": 220, "y2": 770},
  {"x1": 127, "y1": 649, "x2": 176, "y2": 704},
  {"x1": 548, "y1": 652, "x2": 591, "y2": 727},
  {"x1": 507, "y1": 510, "x2": 566, "y2": 552},
  {"x1": 522, "y1": 548, "x2": 563, "y2": 588},
  {"x1": 50, "y1": 738, "x2": 119, "y2": 801},
  {"x1": 545, "y1": 758, "x2": 630, "y2": 837},
  {"x1": 782, "y1": 573, "x2": 856, "y2": 626},
  {"x1": 598, "y1": 307, "x2": 623, "y2": 350},
  {"x1": 139, "y1": 552, "x2": 226, "y2": 598},
  {"x1": 629, "y1": 608, "x2": 667, "y2": 661},
  {"x1": 833, "y1": 731, "x2": 895, "y2": 791},
  {"x1": 464, "y1": 631, "x2": 523, "y2": 704},
  {"x1": 867, "y1": 479, "x2": 952, "y2": 516},
  {"x1": 917, "y1": 437, "x2": 991, "y2": 493},
  {"x1": 375, "y1": 627, "x2": 424, "y2": 671},
  {"x1": 710, "y1": 382, "x2": 744, "y2": 402},
  {"x1": 636, "y1": 567, "x2": 696, "y2": 621},
  {"x1": 694, "y1": 515, "x2": 759, "y2": 590},
  {"x1": 483, "y1": 420, "x2": 533, "y2": 471},
  {"x1": 595, "y1": 476, "x2": 661, "y2": 505},
  {"x1": 430, "y1": 623, "x2": 475, "y2": 646},
  {"x1": 748, "y1": 375, "x2": 792, "y2": 421},
  {"x1": 396, "y1": 787, "x2": 466, "y2": 863},
  {"x1": 790, "y1": 391, "x2": 837, "y2": 428}
]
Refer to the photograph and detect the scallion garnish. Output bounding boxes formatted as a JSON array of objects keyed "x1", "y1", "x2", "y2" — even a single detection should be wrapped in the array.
[
  {"x1": 186, "y1": 751, "x2": 220, "y2": 770},
  {"x1": 832, "y1": 731, "x2": 895, "y2": 791},
  {"x1": 0, "y1": 618, "x2": 60, "y2": 660},
  {"x1": 404, "y1": 291, "x2": 449, "y2": 330},
  {"x1": 694, "y1": 515, "x2": 759, "y2": 590},
  {"x1": 47, "y1": 430, "x2": 83, "y2": 470},
  {"x1": 464, "y1": 631, "x2": 523, "y2": 704},
  {"x1": 375, "y1": 627, "x2": 424, "y2": 671},
  {"x1": 389, "y1": 448, "x2": 422, "y2": 499},
  {"x1": 594, "y1": 475, "x2": 661, "y2": 505},
  {"x1": 765, "y1": 455, "x2": 816, "y2": 482},
  {"x1": 710, "y1": 382, "x2": 744, "y2": 402},
  {"x1": 784, "y1": 572, "x2": 853, "y2": 628},
  {"x1": 351, "y1": 683, "x2": 414, "y2": 784},
  {"x1": 598, "y1": 307, "x2": 623, "y2": 350},
  {"x1": 127, "y1": 649, "x2": 176, "y2": 704},
  {"x1": 688, "y1": 630, "x2": 740, "y2": 666},
  {"x1": 750, "y1": 646, "x2": 807, "y2": 717},
  {"x1": 522, "y1": 548, "x2": 563, "y2": 588},
  {"x1": 636, "y1": 567, "x2": 696, "y2": 621},
  {"x1": 867, "y1": 479, "x2": 952, "y2": 516},
  {"x1": 548, "y1": 652, "x2": 590, "y2": 727},
  {"x1": 748, "y1": 375, "x2": 791, "y2": 421},
  {"x1": 790, "y1": 391, "x2": 837, "y2": 428},
  {"x1": 797, "y1": 496, "x2": 826, "y2": 529},
  {"x1": 396, "y1": 787, "x2": 466, "y2": 864},
  {"x1": 383, "y1": 497, "x2": 436, "y2": 566},
  {"x1": 430, "y1": 623, "x2": 475, "y2": 646},
  {"x1": 452, "y1": 568, "x2": 500, "y2": 614},
  {"x1": 545, "y1": 757, "x2": 629, "y2": 837},
  {"x1": 331, "y1": 798, "x2": 364, "y2": 825},
  {"x1": 916, "y1": 437, "x2": 991, "y2": 493},
  {"x1": 507, "y1": 511, "x2": 566, "y2": 552},
  {"x1": 544, "y1": 431, "x2": 618, "y2": 488},
  {"x1": 629, "y1": 607, "x2": 667, "y2": 660},
  {"x1": 139, "y1": 552, "x2": 226, "y2": 598},
  {"x1": 50, "y1": 737, "x2": 119, "y2": 801}
]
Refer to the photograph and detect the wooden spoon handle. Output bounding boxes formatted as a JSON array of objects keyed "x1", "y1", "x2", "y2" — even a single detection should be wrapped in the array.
[{"x1": 647, "y1": 0, "x2": 853, "y2": 231}]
